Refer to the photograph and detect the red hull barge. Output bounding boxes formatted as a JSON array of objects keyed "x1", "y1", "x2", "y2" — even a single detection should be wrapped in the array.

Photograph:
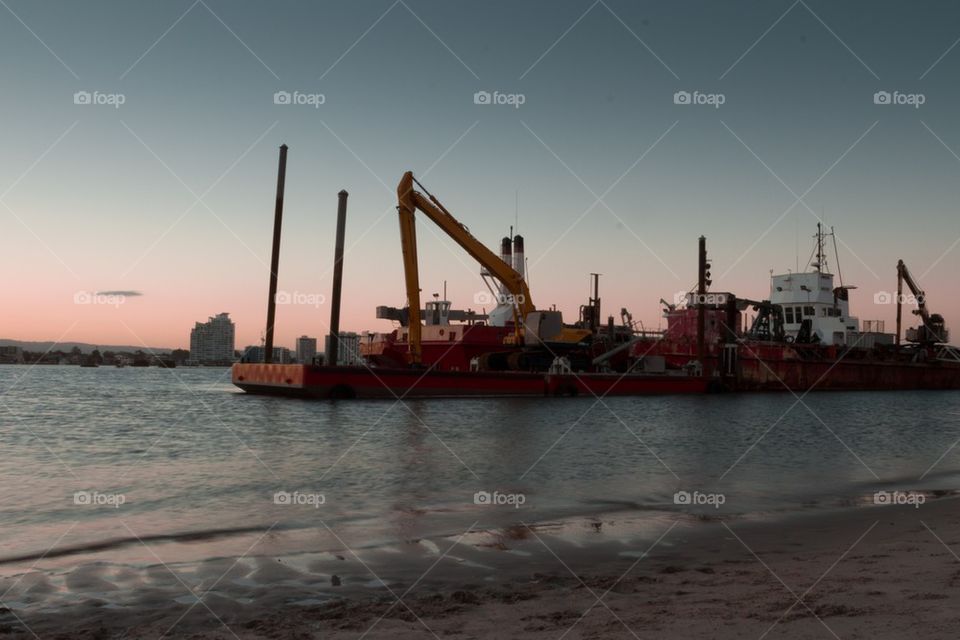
[
  {"x1": 735, "y1": 357, "x2": 960, "y2": 391},
  {"x1": 640, "y1": 343, "x2": 960, "y2": 391},
  {"x1": 232, "y1": 363, "x2": 709, "y2": 399}
]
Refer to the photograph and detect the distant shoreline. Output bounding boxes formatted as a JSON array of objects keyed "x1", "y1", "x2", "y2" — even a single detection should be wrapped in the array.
[{"x1": 0, "y1": 339, "x2": 179, "y2": 354}]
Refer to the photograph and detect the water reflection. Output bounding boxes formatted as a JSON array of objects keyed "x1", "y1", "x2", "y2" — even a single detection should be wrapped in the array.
[{"x1": 0, "y1": 366, "x2": 958, "y2": 570}]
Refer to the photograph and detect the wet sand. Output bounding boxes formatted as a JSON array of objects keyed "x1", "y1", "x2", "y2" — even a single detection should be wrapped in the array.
[{"x1": 5, "y1": 495, "x2": 960, "y2": 639}]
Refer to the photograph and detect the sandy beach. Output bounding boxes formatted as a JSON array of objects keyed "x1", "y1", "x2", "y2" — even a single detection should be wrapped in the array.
[{"x1": 7, "y1": 494, "x2": 958, "y2": 639}]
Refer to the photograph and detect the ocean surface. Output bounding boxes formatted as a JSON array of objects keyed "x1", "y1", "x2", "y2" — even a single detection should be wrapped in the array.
[{"x1": 1, "y1": 364, "x2": 959, "y2": 615}]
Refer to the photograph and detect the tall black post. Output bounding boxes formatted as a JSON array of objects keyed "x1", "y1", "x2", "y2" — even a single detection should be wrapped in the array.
[
  {"x1": 328, "y1": 190, "x2": 348, "y2": 366},
  {"x1": 264, "y1": 144, "x2": 288, "y2": 363},
  {"x1": 896, "y1": 261, "x2": 903, "y2": 347},
  {"x1": 697, "y1": 236, "x2": 707, "y2": 368}
]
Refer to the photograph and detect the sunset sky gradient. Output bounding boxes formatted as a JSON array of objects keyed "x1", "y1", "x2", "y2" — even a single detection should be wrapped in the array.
[{"x1": 3, "y1": 1, "x2": 960, "y2": 350}]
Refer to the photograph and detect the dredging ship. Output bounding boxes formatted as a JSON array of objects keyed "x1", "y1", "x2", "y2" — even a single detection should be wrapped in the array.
[
  {"x1": 634, "y1": 228, "x2": 960, "y2": 392},
  {"x1": 232, "y1": 147, "x2": 960, "y2": 399}
]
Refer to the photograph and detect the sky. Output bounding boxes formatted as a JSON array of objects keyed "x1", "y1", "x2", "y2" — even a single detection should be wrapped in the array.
[{"x1": 2, "y1": 0, "x2": 960, "y2": 350}]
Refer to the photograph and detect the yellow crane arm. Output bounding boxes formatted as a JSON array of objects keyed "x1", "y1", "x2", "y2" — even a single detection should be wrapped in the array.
[{"x1": 397, "y1": 171, "x2": 534, "y2": 364}]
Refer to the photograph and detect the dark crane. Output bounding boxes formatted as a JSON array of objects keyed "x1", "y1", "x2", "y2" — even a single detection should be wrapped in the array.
[{"x1": 896, "y1": 259, "x2": 949, "y2": 346}]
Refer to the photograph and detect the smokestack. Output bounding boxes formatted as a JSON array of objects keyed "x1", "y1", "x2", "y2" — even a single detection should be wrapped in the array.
[
  {"x1": 512, "y1": 234, "x2": 524, "y2": 278},
  {"x1": 263, "y1": 144, "x2": 288, "y2": 364},
  {"x1": 500, "y1": 236, "x2": 512, "y2": 265},
  {"x1": 328, "y1": 190, "x2": 348, "y2": 367}
]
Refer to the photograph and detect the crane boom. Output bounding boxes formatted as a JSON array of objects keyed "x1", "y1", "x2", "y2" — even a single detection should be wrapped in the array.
[
  {"x1": 397, "y1": 171, "x2": 534, "y2": 364},
  {"x1": 896, "y1": 260, "x2": 929, "y2": 324},
  {"x1": 896, "y1": 259, "x2": 948, "y2": 345}
]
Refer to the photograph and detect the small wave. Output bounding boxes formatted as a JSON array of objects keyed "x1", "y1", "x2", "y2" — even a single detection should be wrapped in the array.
[{"x1": 0, "y1": 524, "x2": 273, "y2": 565}]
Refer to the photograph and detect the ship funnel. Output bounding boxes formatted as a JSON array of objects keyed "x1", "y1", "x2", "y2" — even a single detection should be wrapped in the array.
[
  {"x1": 512, "y1": 234, "x2": 524, "y2": 279},
  {"x1": 500, "y1": 236, "x2": 512, "y2": 265}
]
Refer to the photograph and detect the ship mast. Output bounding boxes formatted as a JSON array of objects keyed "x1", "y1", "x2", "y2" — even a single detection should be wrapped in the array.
[
  {"x1": 831, "y1": 226, "x2": 843, "y2": 287},
  {"x1": 812, "y1": 223, "x2": 824, "y2": 273}
]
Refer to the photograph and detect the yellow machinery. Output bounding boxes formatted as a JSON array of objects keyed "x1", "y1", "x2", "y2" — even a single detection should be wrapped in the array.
[{"x1": 396, "y1": 171, "x2": 590, "y2": 365}]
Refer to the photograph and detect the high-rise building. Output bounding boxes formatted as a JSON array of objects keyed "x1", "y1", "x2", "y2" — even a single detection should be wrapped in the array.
[
  {"x1": 325, "y1": 332, "x2": 362, "y2": 365},
  {"x1": 240, "y1": 345, "x2": 291, "y2": 363},
  {"x1": 295, "y1": 335, "x2": 317, "y2": 364},
  {"x1": 189, "y1": 313, "x2": 236, "y2": 365}
]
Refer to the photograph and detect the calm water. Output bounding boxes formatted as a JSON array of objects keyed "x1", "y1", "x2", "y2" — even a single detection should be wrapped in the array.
[{"x1": 1, "y1": 364, "x2": 959, "y2": 575}]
